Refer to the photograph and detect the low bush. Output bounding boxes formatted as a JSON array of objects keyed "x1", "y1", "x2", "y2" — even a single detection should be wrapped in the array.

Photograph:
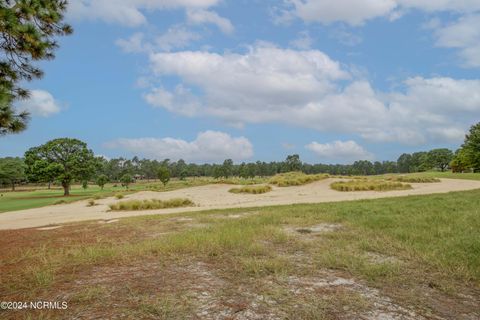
[
  {"x1": 269, "y1": 172, "x2": 329, "y2": 187},
  {"x1": 115, "y1": 194, "x2": 124, "y2": 199},
  {"x1": 53, "y1": 199, "x2": 67, "y2": 205},
  {"x1": 387, "y1": 176, "x2": 441, "y2": 183},
  {"x1": 229, "y1": 185, "x2": 272, "y2": 194},
  {"x1": 109, "y1": 198, "x2": 194, "y2": 211},
  {"x1": 331, "y1": 180, "x2": 412, "y2": 192},
  {"x1": 87, "y1": 199, "x2": 96, "y2": 207}
]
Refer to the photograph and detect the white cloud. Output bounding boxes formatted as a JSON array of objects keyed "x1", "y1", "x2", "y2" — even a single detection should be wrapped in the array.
[
  {"x1": 285, "y1": 0, "x2": 480, "y2": 26},
  {"x1": 143, "y1": 44, "x2": 479, "y2": 146},
  {"x1": 105, "y1": 131, "x2": 253, "y2": 162},
  {"x1": 68, "y1": 0, "x2": 221, "y2": 26},
  {"x1": 290, "y1": 31, "x2": 313, "y2": 49},
  {"x1": 116, "y1": 27, "x2": 200, "y2": 53},
  {"x1": 287, "y1": 0, "x2": 398, "y2": 26},
  {"x1": 17, "y1": 90, "x2": 61, "y2": 117},
  {"x1": 306, "y1": 140, "x2": 373, "y2": 162},
  {"x1": 434, "y1": 14, "x2": 480, "y2": 68},
  {"x1": 187, "y1": 9, "x2": 234, "y2": 34}
]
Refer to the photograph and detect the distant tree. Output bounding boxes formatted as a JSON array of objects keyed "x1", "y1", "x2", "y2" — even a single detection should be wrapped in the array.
[
  {"x1": 157, "y1": 166, "x2": 170, "y2": 187},
  {"x1": 246, "y1": 163, "x2": 257, "y2": 179},
  {"x1": 458, "y1": 122, "x2": 480, "y2": 172},
  {"x1": 179, "y1": 169, "x2": 188, "y2": 181},
  {"x1": 427, "y1": 148, "x2": 454, "y2": 172},
  {"x1": 222, "y1": 159, "x2": 233, "y2": 178},
  {"x1": 24, "y1": 138, "x2": 96, "y2": 196},
  {"x1": 0, "y1": 157, "x2": 25, "y2": 190},
  {"x1": 96, "y1": 174, "x2": 109, "y2": 190},
  {"x1": 82, "y1": 180, "x2": 88, "y2": 190},
  {"x1": 213, "y1": 166, "x2": 223, "y2": 179},
  {"x1": 120, "y1": 174, "x2": 134, "y2": 190},
  {"x1": 0, "y1": 0, "x2": 72, "y2": 135},
  {"x1": 397, "y1": 153, "x2": 412, "y2": 173},
  {"x1": 285, "y1": 154, "x2": 302, "y2": 172}
]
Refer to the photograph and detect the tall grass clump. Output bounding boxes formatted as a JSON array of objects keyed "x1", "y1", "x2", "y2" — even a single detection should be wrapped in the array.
[
  {"x1": 229, "y1": 185, "x2": 272, "y2": 194},
  {"x1": 331, "y1": 180, "x2": 412, "y2": 192},
  {"x1": 115, "y1": 194, "x2": 124, "y2": 199},
  {"x1": 387, "y1": 176, "x2": 441, "y2": 183},
  {"x1": 269, "y1": 172, "x2": 329, "y2": 187},
  {"x1": 109, "y1": 198, "x2": 194, "y2": 211}
]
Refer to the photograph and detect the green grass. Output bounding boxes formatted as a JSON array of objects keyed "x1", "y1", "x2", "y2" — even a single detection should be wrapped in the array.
[
  {"x1": 330, "y1": 179, "x2": 412, "y2": 191},
  {"x1": 269, "y1": 172, "x2": 329, "y2": 187},
  {"x1": 109, "y1": 198, "x2": 195, "y2": 211},
  {"x1": 403, "y1": 171, "x2": 480, "y2": 181},
  {"x1": 229, "y1": 185, "x2": 272, "y2": 194},
  {"x1": 2, "y1": 190, "x2": 480, "y2": 317},
  {"x1": 0, "y1": 178, "x2": 213, "y2": 213}
]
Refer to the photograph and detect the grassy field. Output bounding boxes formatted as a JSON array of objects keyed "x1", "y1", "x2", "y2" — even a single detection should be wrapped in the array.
[
  {"x1": 0, "y1": 178, "x2": 217, "y2": 213},
  {"x1": 1, "y1": 189, "x2": 479, "y2": 319}
]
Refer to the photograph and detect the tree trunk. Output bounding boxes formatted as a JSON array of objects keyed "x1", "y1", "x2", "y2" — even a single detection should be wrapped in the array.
[
  {"x1": 11, "y1": 181, "x2": 15, "y2": 191},
  {"x1": 48, "y1": 181, "x2": 51, "y2": 189},
  {"x1": 62, "y1": 182, "x2": 70, "y2": 196}
]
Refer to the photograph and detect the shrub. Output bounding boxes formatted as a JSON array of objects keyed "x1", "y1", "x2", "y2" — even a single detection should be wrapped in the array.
[
  {"x1": 269, "y1": 172, "x2": 329, "y2": 187},
  {"x1": 330, "y1": 180, "x2": 412, "y2": 192},
  {"x1": 115, "y1": 194, "x2": 124, "y2": 199},
  {"x1": 53, "y1": 199, "x2": 67, "y2": 205},
  {"x1": 109, "y1": 198, "x2": 194, "y2": 211},
  {"x1": 387, "y1": 176, "x2": 440, "y2": 183},
  {"x1": 229, "y1": 185, "x2": 272, "y2": 194},
  {"x1": 87, "y1": 199, "x2": 96, "y2": 207}
]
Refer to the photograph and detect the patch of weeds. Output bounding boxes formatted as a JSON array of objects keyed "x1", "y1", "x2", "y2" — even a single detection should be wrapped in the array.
[
  {"x1": 229, "y1": 185, "x2": 272, "y2": 194},
  {"x1": 109, "y1": 198, "x2": 194, "y2": 211},
  {"x1": 269, "y1": 172, "x2": 329, "y2": 187},
  {"x1": 330, "y1": 180, "x2": 412, "y2": 192}
]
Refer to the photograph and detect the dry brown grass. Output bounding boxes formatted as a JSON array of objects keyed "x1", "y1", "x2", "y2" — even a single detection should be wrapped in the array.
[
  {"x1": 269, "y1": 172, "x2": 329, "y2": 187},
  {"x1": 229, "y1": 185, "x2": 272, "y2": 194},
  {"x1": 109, "y1": 198, "x2": 194, "y2": 211},
  {"x1": 331, "y1": 179, "x2": 412, "y2": 192}
]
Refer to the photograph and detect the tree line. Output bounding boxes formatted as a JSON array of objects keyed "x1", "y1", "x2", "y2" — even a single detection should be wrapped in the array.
[{"x1": 1, "y1": 122, "x2": 479, "y2": 195}]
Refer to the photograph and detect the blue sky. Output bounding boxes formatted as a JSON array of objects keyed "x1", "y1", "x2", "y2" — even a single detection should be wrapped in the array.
[{"x1": 2, "y1": 0, "x2": 480, "y2": 164}]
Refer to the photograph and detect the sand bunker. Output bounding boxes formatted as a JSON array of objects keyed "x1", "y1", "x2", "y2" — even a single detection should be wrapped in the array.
[{"x1": 1, "y1": 178, "x2": 479, "y2": 230}]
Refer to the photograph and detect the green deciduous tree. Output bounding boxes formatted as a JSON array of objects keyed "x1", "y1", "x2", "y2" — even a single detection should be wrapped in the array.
[
  {"x1": 157, "y1": 166, "x2": 170, "y2": 187},
  {"x1": 453, "y1": 122, "x2": 480, "y2": 172},
  {"x1": 285, "y1": 154, "x2": 301, "y2": 172},
  {"x1": 222, "y1": 159, "x2": 233, "y2": 178},
  {"x1": 24, "y1": 138, "x2": 96, "y2": 195},
  {"x1": 427, "y1": 148, "x2": 453, "y2": 172},
  {"x1": 0, "y1": 0, "x2": 72, "y2": 135},
  {"x1": 120, "y1": 173, "x2": 134, "y2": 189},
  {"x1": 0, "y1": 157, "x2": 25, "y2": 190},
  {"x1": 96, "y1": 174, "x2": 109, "y2": 190}
]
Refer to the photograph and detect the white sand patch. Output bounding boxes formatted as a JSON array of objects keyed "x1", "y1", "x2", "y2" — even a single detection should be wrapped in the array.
[{"x1": 2, "y1": 178, "x2": 480, "y2": 230}]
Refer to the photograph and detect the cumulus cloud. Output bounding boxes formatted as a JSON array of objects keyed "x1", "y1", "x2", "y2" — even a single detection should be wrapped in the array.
[
  {"x1": 68, "y1": 0, "x2": 221, "y2": 26},
  {"x1": 105, "y1": 131, "x2": 253, "y2": 162},
  {"x1": 434, "y1": 14, "x2": 480, "y2": 68},
  {"x1": 116, "y1": 27, "x2": 200, "y2": 53},
  {"x1": 306, "y1": 140, "x2": 373, "y2": 162},
  {"x1": 143, "y1": 44, "x2": 478, "y2": 145},
  {"x1": 285, "y1": 0, "x2": 480, "y2": 26},
  {"x1": 17, "y1": 90, "x2": 61, "y2": 117},
  {"x1": 187, "y1": 9, "x2": 234, "y2": 34}
]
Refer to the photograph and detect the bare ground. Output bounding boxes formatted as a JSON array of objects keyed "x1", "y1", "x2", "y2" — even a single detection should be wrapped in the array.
[{"x1": 1, "y1": 178, "x2": 480, "y2": 230}]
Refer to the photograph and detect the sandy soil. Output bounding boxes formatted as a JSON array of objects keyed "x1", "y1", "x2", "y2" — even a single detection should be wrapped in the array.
[{"x1": 1, "y1": 178, "x2": 479, "y2": 230}]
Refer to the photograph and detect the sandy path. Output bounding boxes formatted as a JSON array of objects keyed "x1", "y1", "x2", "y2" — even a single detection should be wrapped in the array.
[{"x1": 1, "y1": 178, "x2": 479, "y2": 230}]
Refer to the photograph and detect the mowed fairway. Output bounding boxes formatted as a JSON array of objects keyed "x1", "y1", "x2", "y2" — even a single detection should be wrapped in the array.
[
  {"x1": 1, "y1": 177, "x2": 480, "y2": 230},
  {"x1": 1, "y1": 189, "x2": 479, "y2": 319}
]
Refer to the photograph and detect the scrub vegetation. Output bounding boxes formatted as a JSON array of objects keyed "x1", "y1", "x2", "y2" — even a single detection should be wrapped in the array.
[
  {"x1": 269, "y1": 172, "x2": 329, "y2": 187},
  {"x1": 229, "y1": 185, "x2": 272, "y2": 194},
  {"x1": 109, "y1": 198, "x2": 195, "y2": 211},
  {"x1": 330, "y1": 179, "x2": 412, "y2": 192}
]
